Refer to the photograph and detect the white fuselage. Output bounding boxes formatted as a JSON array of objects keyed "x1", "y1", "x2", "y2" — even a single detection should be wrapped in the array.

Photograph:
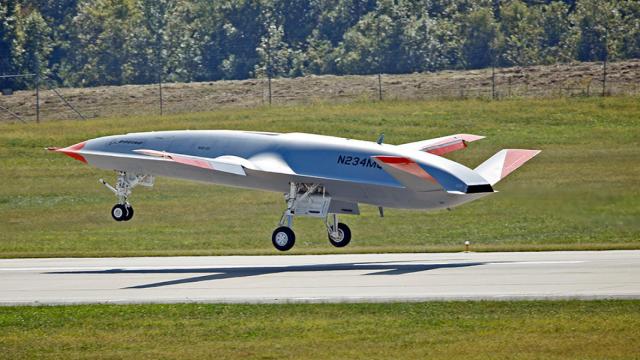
[{"x1": 77, "y1": 130, "x2": 493, "y2": 210}]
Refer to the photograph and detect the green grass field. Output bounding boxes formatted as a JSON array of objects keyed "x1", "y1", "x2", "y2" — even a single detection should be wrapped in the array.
[
  {"x1": 1, "y1": 301, "x2": 639, "y2": 359},
  {"x1": 0, "y1": 97, "x2": 638, "y2": 257}
]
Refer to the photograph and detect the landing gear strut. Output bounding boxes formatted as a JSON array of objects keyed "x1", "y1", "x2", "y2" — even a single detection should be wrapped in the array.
[
  {"x1": 271, "y1": 182, "x2": 352, "y2": 251},
  {"x1": 100, "y1": 171, "x2": 153, "y2": 222}
]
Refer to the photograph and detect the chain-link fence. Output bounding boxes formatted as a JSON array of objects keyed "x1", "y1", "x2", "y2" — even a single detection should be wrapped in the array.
[{"x1": 1, "y1": 59, "x2": 638, "y2": 123}]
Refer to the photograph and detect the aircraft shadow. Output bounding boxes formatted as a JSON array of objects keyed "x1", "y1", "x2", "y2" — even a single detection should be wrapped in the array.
[{"x1": 47, "y1": 260, "x2": 486, "y2": 289}]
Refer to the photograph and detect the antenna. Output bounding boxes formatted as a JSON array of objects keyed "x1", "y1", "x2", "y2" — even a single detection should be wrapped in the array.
[{"x1": 376, "y1": 133, "x2": 385, "y2": 145}]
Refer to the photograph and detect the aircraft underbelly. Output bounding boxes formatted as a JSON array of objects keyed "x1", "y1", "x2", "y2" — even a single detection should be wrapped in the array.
[{"x1": 85, "y1": 152, "x2": 468, "y2": 209}]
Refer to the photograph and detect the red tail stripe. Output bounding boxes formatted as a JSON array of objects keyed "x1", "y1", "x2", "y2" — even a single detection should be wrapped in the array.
[{"x1": 373, "y1": 156, "x2": 437, "y2": 183}]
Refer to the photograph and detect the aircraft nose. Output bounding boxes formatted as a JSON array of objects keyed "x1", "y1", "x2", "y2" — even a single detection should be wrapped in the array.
[{"x1": 47, "y1": 141, "x2": 88, "y2": 164}]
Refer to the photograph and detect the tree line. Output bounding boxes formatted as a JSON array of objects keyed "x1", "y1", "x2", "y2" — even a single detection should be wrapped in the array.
[{"x1": 1, "y1": 0, "x2": 638, "y2": 90}]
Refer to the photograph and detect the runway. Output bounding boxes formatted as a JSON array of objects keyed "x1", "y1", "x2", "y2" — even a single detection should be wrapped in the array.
[{"x1": 1, "y1": 251, "x2": 639, "y2": 305}]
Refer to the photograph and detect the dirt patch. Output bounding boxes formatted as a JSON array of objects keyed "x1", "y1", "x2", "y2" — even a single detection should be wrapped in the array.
[{"x1": 1, "y1": 60, "x2": 638, "y2": 122}]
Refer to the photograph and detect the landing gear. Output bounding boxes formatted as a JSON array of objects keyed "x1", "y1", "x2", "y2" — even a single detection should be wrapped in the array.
[
  {"x1": 272, "y1": 226, "x2": 295, "y2": 251},
  {"x1": 111, "y1": 203, "x2": 134, "y2": 222},
  {"x1": 327, "y1": 221, "x2": 351, "y2": 248},
  {"x1": 271, "y1": 182, "x2": 353, "y2": 251},
  {"x1": 100, "y1": 171, "x2": 153, "y2": 222},
  {"x1": 123, "y1": 204, "x2": 134, "y2": 221},
  {"x1": 111, "y1": 204, "x2": 127, "y2": 221}
]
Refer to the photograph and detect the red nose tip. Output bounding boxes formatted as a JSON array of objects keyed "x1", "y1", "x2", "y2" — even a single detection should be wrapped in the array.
[{"x1": 48, "y1": 141, "x2": 87, "y2": 164}]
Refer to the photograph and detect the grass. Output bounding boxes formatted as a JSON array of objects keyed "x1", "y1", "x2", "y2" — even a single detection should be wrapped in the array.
[
  {"x1": 0, "y1": 301, "x2": 639, "y2": 359},
  {"x1": 0, "y1": 96, "x2": 639, "y2": 257}
]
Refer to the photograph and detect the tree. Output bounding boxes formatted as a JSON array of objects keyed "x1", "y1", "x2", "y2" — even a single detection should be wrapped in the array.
[
  {"x1": 0, "y1": 0, "x2": 22, "y2": 89},
  {"x1": 63, "y1": 0, "x2": 138, "y2": 86},
  {"x1": 575, "y1": 0, "x2": 622, "y2": 62},
  {"x1": 537, "y1": 1, "x2": 576, "y2": 64},
  {"x1": 401, "y1": 13, "x2": 459, "y2": 72},
  {"x1": 460, "y1": 7, "x2": 501, "y2": 69},
  {"x1": 255, "y1": 8, "x2": 292, "y2": 78},
  {"x1": 499, "y1": 0, "x2": 542, "y2": 66},
  {"x1": 129, "y1": 0, "x2": 175, "y2": 84},
  {"x1": 212, "y1": 0, "x2": 265, "y2": 80},
  {"x1": 22, "y1": 0, "x2": 79, "y2": 82},
  {"x1": 20, "y1": 10, "x2": 52, "y2": 80},
  {"x1": 618, "y1": 0, "x2": 640, "y2": 59},
  {"x1": 0, "y1": 0, "x2": 636, "y2": 89}
]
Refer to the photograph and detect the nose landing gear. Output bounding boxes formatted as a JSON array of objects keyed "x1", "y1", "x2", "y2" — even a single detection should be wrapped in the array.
[
  {"x1": 111, "y1": 203, "x2": 134, "y2": 222},
  {"x1": 100, "y1": 171, "x2": 153, "y2": 222}
]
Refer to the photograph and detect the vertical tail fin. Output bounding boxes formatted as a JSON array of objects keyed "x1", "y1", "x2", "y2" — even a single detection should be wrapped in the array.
[{"x1": 475, "y1": 149, "x2": 541, "y2": 186}]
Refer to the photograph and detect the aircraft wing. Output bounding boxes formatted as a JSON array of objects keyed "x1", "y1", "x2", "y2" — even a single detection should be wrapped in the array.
[
  {"x1": 49, "y1": 143, "x2": 296, "y2": 177},
  {"x1": 398, "y1": 134, "x2": 484, "y2": 156},
  {"x1": 133, "y1": 149, "x2": 249, "y2": 176},
  {"x1": 133, "y1": 149, "x2": 300, "y2": 177}
]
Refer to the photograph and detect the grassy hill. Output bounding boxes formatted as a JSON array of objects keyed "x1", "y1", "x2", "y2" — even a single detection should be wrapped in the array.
[
  {"x1": 0, "y1": 96, "x2": 638, "y2": 257},
  {"x1": 0, "y1": 60, "x2": 638, "y2": 122}
]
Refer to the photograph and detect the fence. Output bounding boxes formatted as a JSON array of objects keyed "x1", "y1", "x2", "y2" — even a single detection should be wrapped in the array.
[{"x1": 0, "y1": 59, "x2": 638, "y2": 123}]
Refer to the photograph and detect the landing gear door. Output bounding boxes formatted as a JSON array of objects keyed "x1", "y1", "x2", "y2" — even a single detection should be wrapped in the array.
[{"x1": 328, "y1": 200, "x2": 360, "y2": 215}]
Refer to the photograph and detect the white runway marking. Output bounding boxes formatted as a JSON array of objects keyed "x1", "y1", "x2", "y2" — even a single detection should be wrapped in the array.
[
  {"x1": 0, "y1": 251, "x2": 638, "y2": 305},
  {"x1": 487, "y1": 260, "x2": 586, "y2": 265}
]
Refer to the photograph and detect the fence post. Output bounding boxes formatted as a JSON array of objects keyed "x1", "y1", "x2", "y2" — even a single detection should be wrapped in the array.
[
  {"x1": 491, "y1": 65, "x2": 496, "y2": 100},
  {"x1": 602, "y1": 58, "x2": 607, "y2": 97},
  {"x1": 35, "y1": 72, "x2": 40, "y2": 123},
  {"x1": 158, "y1": 75, "x2": 163, "y2": 116},
  {"x1": 266, "y1": 27, "x2": 272, "y2": 106},
  {"x1": 268, "y1": 74, "x2": 272, "y2": 105},
  {"x1": 377, "y1": 73, "x2": 382, "y2": 101}
]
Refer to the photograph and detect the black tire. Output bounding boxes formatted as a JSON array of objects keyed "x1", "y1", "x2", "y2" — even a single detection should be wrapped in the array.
[
  {"x1": 272, "y1": 226, "x2": 295, "y2": 251},
  {"x1": 111, "y1": 204, "x2": 127, "y2": 222},
  {"x1": 328, "y1": 222, "x2": 351, "y2": 247},
  {"x1": 123, "y1": 204, "x2": 134, "y2": 221}
]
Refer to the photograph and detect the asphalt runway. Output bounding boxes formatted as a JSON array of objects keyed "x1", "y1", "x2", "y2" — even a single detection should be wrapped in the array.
[{"x1": 1, "y1": 251, "x2": 639, "y2": 305}]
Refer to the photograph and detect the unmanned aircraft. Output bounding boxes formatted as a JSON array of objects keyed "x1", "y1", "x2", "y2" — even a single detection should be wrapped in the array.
[{"x1": 48, "y1": 130, "x2": 540, "y2": 251}]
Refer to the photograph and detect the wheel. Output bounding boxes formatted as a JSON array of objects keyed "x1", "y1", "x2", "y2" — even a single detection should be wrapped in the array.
[
  {"x1": 328, "y1": 223, "x2": 351, "y2": 247},
  {"x1": 123, "y1": 204, "x2": 134, "y2": 221},
  {"x1": 272, "y1": 226, "x2": 295, "y2": 251},
  {"x1": 111, "y1": 204, "x2": 127, "y2": 222}
]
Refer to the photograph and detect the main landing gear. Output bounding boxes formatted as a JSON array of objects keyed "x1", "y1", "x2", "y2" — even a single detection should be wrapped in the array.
[
  {"x1": 271, "y1": 182, "x2": 352, "y2": 251},
  {"x1": 100, "y1": 171, "x2": 154, "y2": 222}
]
